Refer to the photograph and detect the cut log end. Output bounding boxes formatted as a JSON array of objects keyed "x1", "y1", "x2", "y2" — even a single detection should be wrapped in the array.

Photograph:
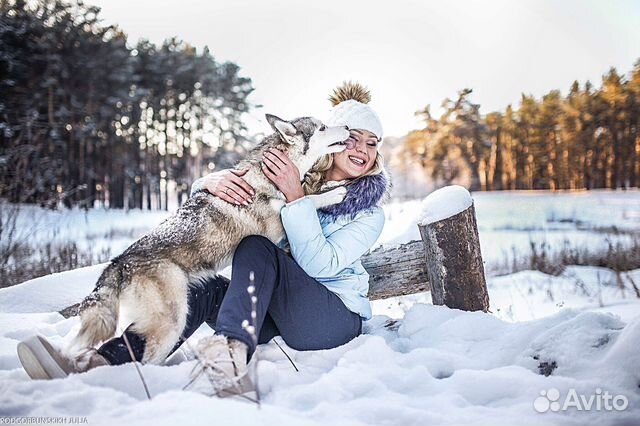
[{"x1": 418, "y1": 202, "x2": 490, "y2": 312}]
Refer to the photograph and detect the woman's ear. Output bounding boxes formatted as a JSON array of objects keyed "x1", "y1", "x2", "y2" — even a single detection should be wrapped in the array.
[{"x1": 265, "y1": 114, "x2": 297, "y2": 144}]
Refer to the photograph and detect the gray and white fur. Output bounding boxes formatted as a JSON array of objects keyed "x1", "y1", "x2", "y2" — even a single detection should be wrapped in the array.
[{"x1": 69, "y1": 114, "x2": 350, "y2": 364}]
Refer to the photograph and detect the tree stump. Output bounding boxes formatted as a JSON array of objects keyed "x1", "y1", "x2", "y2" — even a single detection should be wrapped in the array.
[{"x1": 418, "y1": 186, "x2": 489, "y2": 312}]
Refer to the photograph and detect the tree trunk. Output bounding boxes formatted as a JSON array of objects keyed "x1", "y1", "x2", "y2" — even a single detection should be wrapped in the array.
[{"x1": 418, "y1": 203, "x2": 490, "y2": 312}]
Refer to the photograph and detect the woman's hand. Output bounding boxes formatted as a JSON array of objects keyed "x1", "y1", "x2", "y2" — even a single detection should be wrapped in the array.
[
  {"x1": 200, "y1": 168, "x2": 255, "y2": 206},
  {"x1": 261, "y1": 148, "x2": 305, "y2": 203}
]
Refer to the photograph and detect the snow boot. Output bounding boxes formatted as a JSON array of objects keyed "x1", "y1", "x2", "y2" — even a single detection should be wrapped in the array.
[
  {"x1": 17, "y1": 335, "x2": 110, "y2": 380},
  {"x1": 192, "y1": 334, "x2": 255, "y2": 398}
]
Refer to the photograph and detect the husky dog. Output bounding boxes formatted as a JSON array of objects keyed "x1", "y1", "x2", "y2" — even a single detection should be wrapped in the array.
[{"x1": 69, "y1": 114, "x2": 350, "y2": 364}]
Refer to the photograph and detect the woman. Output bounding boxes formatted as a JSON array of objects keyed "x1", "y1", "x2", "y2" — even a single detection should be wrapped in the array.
[{"x1": 17, "y1": 82, "x2": 391, "y2": 397}]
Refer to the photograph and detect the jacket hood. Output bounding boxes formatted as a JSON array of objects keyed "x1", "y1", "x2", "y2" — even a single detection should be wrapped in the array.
[{"x1": 317, "y1": 167, "x2": 392, "y2": 221}]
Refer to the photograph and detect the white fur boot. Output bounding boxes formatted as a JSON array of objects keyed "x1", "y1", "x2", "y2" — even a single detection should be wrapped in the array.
[
  {"x1": 192, "y1": 334, "x2": 255, "y2": 398},
  {"x1": 17, "y1": 335, "x2": 109, "y2": 380}
]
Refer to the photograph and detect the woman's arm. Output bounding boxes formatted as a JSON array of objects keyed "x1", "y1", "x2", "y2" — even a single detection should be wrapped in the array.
[
  {"x1": 259, "y1": 147, "x2": 384, "y2": 276},
  {"x1": 189, "y1": 168, "x2": 255, "y2": 205},
  {"x1": 280, "y1": 196, "x2": 385, "y2": 277}
]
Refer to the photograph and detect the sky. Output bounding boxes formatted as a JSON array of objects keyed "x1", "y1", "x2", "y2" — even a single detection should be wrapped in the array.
[{"x1": 89, "y1": 0, "x2": 640, "y2": 138}]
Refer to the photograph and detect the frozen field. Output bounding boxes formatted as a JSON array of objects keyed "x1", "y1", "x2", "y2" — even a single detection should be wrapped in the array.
[
  {"x1": 1, "y1": 188, "x2": 639, "y2": 425},
  {"x1": 6, "y1": 188, "x2": 639, "y2": 276}
]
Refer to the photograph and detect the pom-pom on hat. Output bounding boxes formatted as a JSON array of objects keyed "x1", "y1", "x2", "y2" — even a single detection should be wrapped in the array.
[{"x1": 326, "y1": 81, "x2": 384, "y2": 145}]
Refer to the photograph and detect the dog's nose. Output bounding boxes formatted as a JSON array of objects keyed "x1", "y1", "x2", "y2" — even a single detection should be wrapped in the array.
[{"x1": 343, "y1": 125, "x2": 349, "y2": 130}]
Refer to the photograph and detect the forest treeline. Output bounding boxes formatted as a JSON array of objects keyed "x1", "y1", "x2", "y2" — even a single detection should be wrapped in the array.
[
  {"x1": 401, "y1": 63, "x2": 640, "y2": 191},
  {"x1": 2, "y1": 1, "x2": 639, "y2": 212},
  {"x1": 0, "y1": 0, "x2": 254, "y2": 210}
]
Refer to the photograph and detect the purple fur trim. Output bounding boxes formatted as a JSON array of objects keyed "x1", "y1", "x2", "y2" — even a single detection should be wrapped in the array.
[{"x1": 318, "y1": 170, "x2": 392, "y2": 220}]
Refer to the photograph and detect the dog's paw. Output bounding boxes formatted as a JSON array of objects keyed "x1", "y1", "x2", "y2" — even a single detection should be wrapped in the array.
[
  {"x1": 325, "y1": 186, "x2": 347, "y2": 204},
  {"x1": 310, "y1": 186, "x2": 347, "y2": 208}
]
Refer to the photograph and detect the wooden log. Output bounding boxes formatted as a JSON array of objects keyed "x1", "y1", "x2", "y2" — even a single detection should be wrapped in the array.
[
  {"x1": 418, "y1": 202, "x2": 489, "y2": 312},
  {"x1": 363, "y1": 240, "x2": 430, "y2": 300},
  {"x1": 58, "y1": 241, "x2": 431, "y2": 318}
]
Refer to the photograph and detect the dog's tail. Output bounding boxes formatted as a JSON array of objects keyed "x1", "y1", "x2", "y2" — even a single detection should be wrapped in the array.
[{"x1": 69, "y1": 262, "x2": 125, "y2": 352}]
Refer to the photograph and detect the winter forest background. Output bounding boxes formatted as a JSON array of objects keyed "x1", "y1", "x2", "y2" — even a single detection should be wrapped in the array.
[
  {"x1": 4, "y1": 0, "x2": 640, "y2": 207},
  {"x1": 1, "y1": 0, "x2": 639, "y2": 288}
]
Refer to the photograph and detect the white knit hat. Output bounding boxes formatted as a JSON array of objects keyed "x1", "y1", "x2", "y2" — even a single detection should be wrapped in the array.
[{"x1": 326, "y1": 81, "x2": 384, "y2": 145}]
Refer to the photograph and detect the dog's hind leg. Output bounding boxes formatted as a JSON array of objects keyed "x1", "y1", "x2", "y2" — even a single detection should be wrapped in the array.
[
  {"x1": 68, "y1": 262, "x2": 122, "y2": 352},
  {"x1": 124, "y1": 262, "x2": 191, "y2": 365}
]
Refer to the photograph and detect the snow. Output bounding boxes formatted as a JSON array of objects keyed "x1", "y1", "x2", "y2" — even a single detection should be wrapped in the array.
[
  {"x1": 371, "y1": 266, "x2": 640, "y2": 324},
  {"x1": 1, "y1": 189, "x2": 640, "y2": 425},
  {"x1": 2, "y1": 204, "x2": 172, "y2": 263},
  {"x1": 0, "y1": 264, "x2": 107, "y2": 313},
  {"x1": 2, "y1": 295, "x2": 639, "y2": 424},
  {"x1": 378, "y1": 189, "x2": 640, "y2": 276},
  {"x1": 419, "y1": 185, "x2": 473, "y2": 225},
  {"x1": 6, "y1": 189, "x2": 640, "y2": 277}
]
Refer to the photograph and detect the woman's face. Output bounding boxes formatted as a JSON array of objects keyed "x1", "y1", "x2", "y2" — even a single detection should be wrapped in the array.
[{"x1": 329, "y1": 129, "x2": 379, "y2": 180}]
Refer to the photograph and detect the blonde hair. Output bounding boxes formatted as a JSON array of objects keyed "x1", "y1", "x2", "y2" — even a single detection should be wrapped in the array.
[{"x1": 302, "y1": 152, "x2": 385, "y2": 195}]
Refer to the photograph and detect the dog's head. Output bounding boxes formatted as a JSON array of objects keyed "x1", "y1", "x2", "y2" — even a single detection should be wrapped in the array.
[{"x1": 265, "y1": 114, "x2": 350, "y2": 159}]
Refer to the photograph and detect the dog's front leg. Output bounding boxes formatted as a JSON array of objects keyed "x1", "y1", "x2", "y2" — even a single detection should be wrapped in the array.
[{"x1": 307, "y1": 186, "x2": 347, "y2": 209}]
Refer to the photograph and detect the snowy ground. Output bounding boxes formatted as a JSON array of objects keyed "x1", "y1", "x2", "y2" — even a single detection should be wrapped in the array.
[{"x1": 1, "y1": 189, "x2": 639, "y2": 425}]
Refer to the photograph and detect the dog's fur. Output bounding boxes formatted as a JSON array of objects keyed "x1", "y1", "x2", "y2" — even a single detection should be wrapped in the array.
[{"x1": 69, "y1": 115, "x2": 350, "y2": 364}]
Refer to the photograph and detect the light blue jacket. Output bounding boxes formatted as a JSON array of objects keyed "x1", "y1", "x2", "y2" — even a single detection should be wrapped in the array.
[
  {"x1": 278, "y1": 196, "x2": 384, "y2": 320},
  {"x1": 189, "y1": 178, "x2": 385, "y2": 320}
]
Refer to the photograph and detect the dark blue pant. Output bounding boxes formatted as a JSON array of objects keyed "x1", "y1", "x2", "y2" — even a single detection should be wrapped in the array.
[{"x1": 98, "y1": 235, "x2": 363, "y2": 364}]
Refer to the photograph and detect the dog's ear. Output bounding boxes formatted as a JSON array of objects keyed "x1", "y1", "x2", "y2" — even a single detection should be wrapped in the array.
[{"x1": 266, "y1": 114, "x2": 297, "y2": 144}]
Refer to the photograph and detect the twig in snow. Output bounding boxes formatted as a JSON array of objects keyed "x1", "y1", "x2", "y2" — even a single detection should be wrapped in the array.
[
  {"x1": 626, "y1": 272, "x2": 640, "y2": 298},
  {"x1": 273, "y1": 338, "x2": 299, "y2": 372},
  {"x1": 122, "y1": 332, "x2": 152, "y2": 400},
  {"x1": 241, "y1": 270, "x2": 261, "y2": 407}
]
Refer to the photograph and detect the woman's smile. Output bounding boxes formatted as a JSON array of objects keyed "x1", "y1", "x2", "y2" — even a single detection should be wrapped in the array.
[{"x1": 347, "y1": 154, "x2": 368, "y2": 169}]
